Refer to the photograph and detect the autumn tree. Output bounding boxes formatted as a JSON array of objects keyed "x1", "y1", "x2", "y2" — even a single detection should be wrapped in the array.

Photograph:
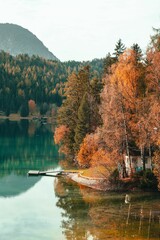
[
  {"x1": 77, "y1": 133, "x2": 99, "y2": 168},
  {"x1": 145, "y1": 28, "x2": 160, "y2": 184},
  {"x1": 100, "y1": 76, "x2": 128, "y2": 175},
  {"x1": 54, "y1": 125, "x2": 70, "y2": 154},
  {"x1": 131, "y1": 29, "x2": 160, "y2": 174},
  {"x1": 28, "y1": 99, "x2": 36, "y2": 115},
  {"x1": 77, "y1": 131, "x2": 117, "y2": 178},
  {"x1": 100, "y1": 49, "x2": 145, "y2": 175}
]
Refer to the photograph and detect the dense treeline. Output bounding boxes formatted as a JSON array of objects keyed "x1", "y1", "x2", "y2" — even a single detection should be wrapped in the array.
[
  {"x1": 0, "y1": 51, "x2": 103, "y2": 116},
  {"x1": 55, "y1": 29, "x2": 160, "y2": 188}
]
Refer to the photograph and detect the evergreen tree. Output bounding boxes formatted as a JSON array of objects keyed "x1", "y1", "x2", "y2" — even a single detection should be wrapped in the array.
[
  {"x1": 131, "y1": 43, "x2": 143, "y2": 62},
  {"x1": 103, "y1": 52, "x2": 115, "y2": 74},
  {"x1": 20, "y1": 102, "x2": 29, "y2": 117},
  {"x1": 40, "y1": 102, "x2": 48, "y2": 115},
  {"x1": 113, "y1": 39, "x2": 126, "y2": 60},
  {"x1": 74, "y1": 93, "x2": 91, "y2": 152},
  {"x1": 57, "y1": 66, "x2": 92, "y2": 155},
  {"x1": 150, "y1": 27, "x2": 160, "y2": 51},
  {"x1": 5, "y1": 106, "x2": 10, "y2": 116},
  {"x1": 90, "y1": 77, "x2": 103, "y2": 104}
]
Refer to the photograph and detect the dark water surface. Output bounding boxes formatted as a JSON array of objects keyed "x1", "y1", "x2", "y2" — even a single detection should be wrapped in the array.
[{"x1": 0, "y1": 119, "x2": 160, "y2": 240}]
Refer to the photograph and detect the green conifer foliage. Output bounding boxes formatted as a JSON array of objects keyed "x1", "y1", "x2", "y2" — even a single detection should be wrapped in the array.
[
  {"x1": 113, "y1": 39, "x2": 126, "y2": 60},
  {"x1": 74, "y1": 93, "x2": 91, "y2": 152},
  {"x1": 20, "y1": 102, "x2": 29, "y2": 117},
  {"x1": 57, "y1": 68, "x2": 90, "y2": 153},
  {"x1": 131, "y1": 43, "x2": 143, "y2": 62}
]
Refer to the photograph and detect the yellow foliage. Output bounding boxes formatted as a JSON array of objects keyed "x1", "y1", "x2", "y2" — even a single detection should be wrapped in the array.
[
  {"x1": 77, "y1": 133, "x2": 99, "y2": 167},
  {"x1": 77, "y1": 132, "x2": 117, "y2": 173},
  {"x1": 110, "y1": 49, "x2": 143, "y2": 110},
  {"x1": 54, "y1": 125, "x2": 69, "y2": 144},
  {"x1": 91, "y1": 149, "x2": 116, "y2": 170},
  {"x1": 18, "y1": 89, "x2": 25, "y2": 97}
]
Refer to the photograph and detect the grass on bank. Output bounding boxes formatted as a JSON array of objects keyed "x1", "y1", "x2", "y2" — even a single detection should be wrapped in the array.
[
  {"x1": 80, "y1": 165, "x2": 110, "y2": 179},
  {"x1": 64, "y1": 165, "x2": 109, "y2": 179}
]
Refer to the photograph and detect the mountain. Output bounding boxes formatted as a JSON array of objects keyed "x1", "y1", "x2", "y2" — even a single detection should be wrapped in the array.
[{"x1": 0, "y1": 23, "x2": 58, "y2": 61}]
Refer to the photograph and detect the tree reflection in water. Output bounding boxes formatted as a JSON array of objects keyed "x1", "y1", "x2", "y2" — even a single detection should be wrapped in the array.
[
  {"x1": 54, "y1": 177, "x2": 90, "y2": 240},
  {"x1": 54, "y1": 177, "x2": 160, "y2": 240},
  {"x1": 0, "y1": 119, "x2": 62, "y2": 197},
  {"x1": 0, "y1": 119, "x2": 60, "y2": 178}
]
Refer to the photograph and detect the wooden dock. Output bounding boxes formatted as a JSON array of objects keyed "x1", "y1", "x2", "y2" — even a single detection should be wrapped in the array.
[{"x1": 28, "y1": 170, "x2": 78, "y2": 177}]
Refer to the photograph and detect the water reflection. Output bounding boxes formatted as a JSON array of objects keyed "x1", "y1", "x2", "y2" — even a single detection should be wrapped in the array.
[
  {"x1": 54, "y1": 177, "x2": 160, "y2": 240},
  {"x1": 1, "y1": 119, "x2": 160, "y2": 239},
  {"x1": 0, "y1": 173, "x2": 41, "y2": 197},
  {"x1": 54, "y1": 177, "x2": 90, "y2": 240},
  {"x1": 0, "y1": 119, "x2": 62, "y2": 197}
]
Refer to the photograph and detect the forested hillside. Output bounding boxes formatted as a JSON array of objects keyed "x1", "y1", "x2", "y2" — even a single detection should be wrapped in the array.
[{"x1": 0, "y1": 51, "x2": 103, "y2": 116}]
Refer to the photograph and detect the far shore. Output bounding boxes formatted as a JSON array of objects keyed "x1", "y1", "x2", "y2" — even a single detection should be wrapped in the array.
[
  {"x1": 0, "y1": 114, "x2": 34, "y2": 121},
  {"x1": 0, "y1": 114, "x2": 55, "y2": 123}
]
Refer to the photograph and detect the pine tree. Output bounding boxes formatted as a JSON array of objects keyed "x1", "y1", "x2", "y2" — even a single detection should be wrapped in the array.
[
  {"x1": 20, "y1": 102, "x2": 29, "y2": 117},
  {"x1": 103, "y1": 52, "x2": 115, "y2": 74},
  {"x1": 150, "y1": 27, "x2": 160, "y2": 51},
  {"x1": 113, "y1": 39, "x2": 126, "y2": 60},
  {"x1": 57, "y1": 66, "x2": 91, "y2": 155},
  {"x1": 74, "y1": 93, "x2": 91, "y2": 152},
  {"x1": 131, "y1": 43, "x2": 143, "y2": 62}
]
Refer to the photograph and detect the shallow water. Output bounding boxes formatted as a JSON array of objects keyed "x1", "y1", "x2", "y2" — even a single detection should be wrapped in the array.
[{"x1": 0, "y1": 119, "x2": 160, "y2": 240}]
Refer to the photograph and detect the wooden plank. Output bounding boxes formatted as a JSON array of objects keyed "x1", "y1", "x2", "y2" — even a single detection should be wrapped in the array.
[
  {"x1": 28, "y1": 169, "x2": 79, "y2": 177},
  {"x1": 28, "y1": 170, "x2": 40, "y2": 176}
]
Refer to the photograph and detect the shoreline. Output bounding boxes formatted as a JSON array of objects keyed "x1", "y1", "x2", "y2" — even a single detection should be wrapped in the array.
[
  {"x1": 66, "y1": 172, "x2": 128, "y2": 191},
  {"x1": 0, "y1": 114, "x2": 55, "y2": 123},
  {"x1": 67, "y1": 173, "x2": 105, "y2": 190},
  {"x1": 0, "y1": 115, "x2": 34, "y2": 121},
  {"x1": 66, "y1": 172, "x2": 158, "y2": 192}
]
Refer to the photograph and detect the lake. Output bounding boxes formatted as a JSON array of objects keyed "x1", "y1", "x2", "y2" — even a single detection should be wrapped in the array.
[{"x1": 0, "y1": 119, "x2": 160, "y2": 240}]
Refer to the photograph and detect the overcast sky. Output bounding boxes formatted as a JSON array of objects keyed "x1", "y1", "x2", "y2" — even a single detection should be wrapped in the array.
[{"x1": 0, "y1": 0, "x2": 160, "y2": 61}]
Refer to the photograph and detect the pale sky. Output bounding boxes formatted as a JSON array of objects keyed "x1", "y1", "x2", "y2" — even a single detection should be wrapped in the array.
[{"x1": 0, "y1": 0, "x2": 160, "y2": 61}]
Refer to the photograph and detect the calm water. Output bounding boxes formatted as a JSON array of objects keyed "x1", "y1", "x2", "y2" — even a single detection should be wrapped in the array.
[{"x1": 0, "y1": 120, "x2": 160, "y2": 240}]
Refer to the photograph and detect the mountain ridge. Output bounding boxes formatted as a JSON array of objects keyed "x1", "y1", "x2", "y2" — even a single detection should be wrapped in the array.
[{"x1": 0, "y1": 23, "x2": 58, "y2": 61}]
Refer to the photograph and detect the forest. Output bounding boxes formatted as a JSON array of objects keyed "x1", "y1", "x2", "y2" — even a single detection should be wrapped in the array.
[
  {"x1": 55, "y1": 29, "x2": 160, "y2": 189},
  {"x1": 0, "y1": 51, "x2": 103, "y2": 116}
]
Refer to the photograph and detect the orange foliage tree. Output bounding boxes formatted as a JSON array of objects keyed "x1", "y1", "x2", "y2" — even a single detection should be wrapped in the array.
[
  {"x1": 110, "y1": 49, "x2": 145, "y2": 111},
  {"x1": 77, "y1": 133, "x2": 99, "y2": 168},
  {"x1": 28, "y1": 99, "x2": 36, "y2": 115},
  {"x1": 54, "y1": 125, "x2": 70, "y2": 154},
  {"x1": 146, "y1": 29, "x2": 160, "y2": 187},
  {"x1": 77, "y1": 131, "x2": 117, "y2": 175},
  {"x1": 146, "y1": 36, "x2": 160, "y2": 146},
  {"x1": 100, "y1": 48, "x2": 146, "y2": 175}
]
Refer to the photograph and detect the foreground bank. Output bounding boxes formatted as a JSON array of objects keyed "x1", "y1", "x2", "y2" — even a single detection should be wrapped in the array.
[{"x1": 66, "y1": 168, "x2": 158, "y2": 192}]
